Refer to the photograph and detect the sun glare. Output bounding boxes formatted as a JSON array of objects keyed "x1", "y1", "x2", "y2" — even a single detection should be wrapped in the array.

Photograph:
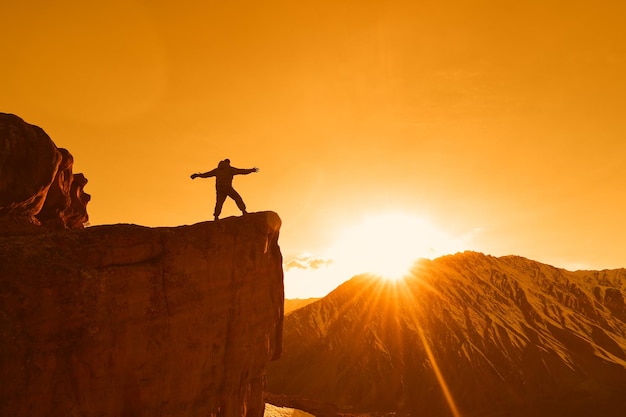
[
  {"x1": 328, "y1": 212, "x2": 468, "y2": 281},
  {"x1": 283, "y1": 212, "x2": 476, "y2": 298}
]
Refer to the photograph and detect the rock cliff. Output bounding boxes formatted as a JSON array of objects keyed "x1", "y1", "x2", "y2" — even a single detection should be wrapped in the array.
[
  {"x1": 0, "y1": 113, "x2": 90, "y2": 233},
  {"x1": 0, "y1": 211, "x2": 284, "y2": 417}
]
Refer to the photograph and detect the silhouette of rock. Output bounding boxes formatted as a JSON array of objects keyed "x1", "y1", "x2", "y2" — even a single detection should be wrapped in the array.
[
  {"x1": 0, "y1": 211, "x2": 284, "y2": 417},
  {"x1": 65, "y1": 172, "x2": 90, "y2": 229},
  {"x1": 0, "y1": 113, "x2": 90, "y2": 234},
  {"x1": 267, "y1": 252, "x2": 626, "y2": 417}
]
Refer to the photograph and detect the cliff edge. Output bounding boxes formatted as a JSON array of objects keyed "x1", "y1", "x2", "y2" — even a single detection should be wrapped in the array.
[{"x1": 0, "y1": 211, "x2": 284, "y2": 417}]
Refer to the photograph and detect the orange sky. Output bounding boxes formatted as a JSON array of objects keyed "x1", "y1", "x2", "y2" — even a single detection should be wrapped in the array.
[{"x1": 3, "y1": 1, "x2": 626, "y2": 297}]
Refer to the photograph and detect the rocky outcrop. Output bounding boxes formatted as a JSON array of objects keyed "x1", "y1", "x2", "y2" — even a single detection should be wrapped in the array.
[
  {"x1": 0, "y1": 211, "x2": 284, "y2": 417},
  {"x1": 268, "y1": 252, "x2": 626, "y2": 417},
  {"x1": 0, "y1": 113, "x2": 90, "y2": 233}
]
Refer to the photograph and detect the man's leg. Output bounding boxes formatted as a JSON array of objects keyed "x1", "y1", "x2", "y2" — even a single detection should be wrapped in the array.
[
  {"x1": 228, "y1": 188, "x2": 247, "y2": 214},
  {"x1": 214, "y1": 192, "x2": 227, "y2": 220}
]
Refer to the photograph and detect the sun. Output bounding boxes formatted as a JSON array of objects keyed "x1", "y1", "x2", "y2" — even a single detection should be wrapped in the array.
[
  {"x1": 327, "y1": 212, "x2": 467, "y2": 282},
  {"x1": 282, "y1": 212, "x2": 476, "y2": 298}
]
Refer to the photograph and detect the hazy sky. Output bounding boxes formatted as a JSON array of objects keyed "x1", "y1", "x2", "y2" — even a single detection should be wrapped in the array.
[{"x1": 3, "y1": 0, "x2": 626, "y2": 297}]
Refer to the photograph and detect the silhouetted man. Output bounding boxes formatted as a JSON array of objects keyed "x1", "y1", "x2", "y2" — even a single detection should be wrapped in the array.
[{"x1": 190, "y1": 159, "x2": 259, "y2": 220}]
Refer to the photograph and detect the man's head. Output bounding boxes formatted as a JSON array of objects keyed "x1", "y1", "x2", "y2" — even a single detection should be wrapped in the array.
[{"x1": 218, "y1": 159, "x2": 230, "y2": 169}]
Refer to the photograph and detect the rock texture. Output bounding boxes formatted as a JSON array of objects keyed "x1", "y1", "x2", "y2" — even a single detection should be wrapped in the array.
[
  {"x1": 267, "y1": 252, "x2": 626, "y2": 417},
  {"x1": 0, "y1": 211, "x2": 284, "y2": 417},
  {"x1": 0, "y1": 113, "x2": 90, "y2": 233}
]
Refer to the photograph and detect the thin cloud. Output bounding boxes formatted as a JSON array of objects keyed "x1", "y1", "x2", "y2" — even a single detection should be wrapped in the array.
[{"x1": 284, "y1": 254, "x2": 334, "y2": 271}]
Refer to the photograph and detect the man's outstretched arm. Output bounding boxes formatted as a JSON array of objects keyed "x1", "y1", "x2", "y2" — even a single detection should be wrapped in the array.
[
  {"x1": 232, "y1": 167, "x2": 259, "y2": 175},
  {"x1": 190, "y1": 168, "x2": 217, "y2": 179}
]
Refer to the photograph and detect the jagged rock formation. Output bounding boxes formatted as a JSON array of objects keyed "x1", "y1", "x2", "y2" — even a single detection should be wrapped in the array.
[
  {"x1": 267, "y1": 252, "x2": 626, "y2": 417},
  {"x1": 0, "y1": 113, "x2": 90, "y2": 233},
  {"x1": 0, "y1": 211, "x2": 284, "y2": 417}
]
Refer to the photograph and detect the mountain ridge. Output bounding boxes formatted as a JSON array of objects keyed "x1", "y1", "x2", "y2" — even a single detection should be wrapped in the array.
[
  {"x1": 285, "y1": 298, "x2": 321, "y2": 315},
  {"x1": 268, "y1": 251, "x2": 626, "y2": 417}
]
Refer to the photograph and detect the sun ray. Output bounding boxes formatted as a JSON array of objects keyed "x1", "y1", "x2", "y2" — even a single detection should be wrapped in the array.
[
  {"x1": 402, "y1": 272, "x2": 463, "y2": 417},
  {"x1": 416, "y1": 324, "x2": 462, "y2": 417}
]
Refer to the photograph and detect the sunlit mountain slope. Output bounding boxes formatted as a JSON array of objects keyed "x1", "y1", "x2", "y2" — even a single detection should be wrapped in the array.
[
  {"x1": 267, "y1": 252, "x2": 626, "y2": 417},
  {"x1": 285, "y1": 298, "x2": 321, "y2": 315}
]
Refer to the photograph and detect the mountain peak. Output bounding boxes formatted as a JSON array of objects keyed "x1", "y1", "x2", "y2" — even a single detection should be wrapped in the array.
[{"x1": 269, "y1": 252, "x2": 626, "y2": 417}]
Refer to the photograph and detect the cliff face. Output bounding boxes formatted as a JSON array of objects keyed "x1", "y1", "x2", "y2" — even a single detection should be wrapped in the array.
[
  {"x1": 0, "y1": 211, "x2": 284, "y2": 417},
  {"x1": 268, "y1": 252, "x2": 626, "y2": 417}
]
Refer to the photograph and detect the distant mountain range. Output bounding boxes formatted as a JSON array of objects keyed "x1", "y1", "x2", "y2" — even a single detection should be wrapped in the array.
[
  {"x1": 268, "y1": 252, "x2": 626, "y2": 417},
  {"x1": 285, "y1": 298, "x2": 320, "y2": 315}
]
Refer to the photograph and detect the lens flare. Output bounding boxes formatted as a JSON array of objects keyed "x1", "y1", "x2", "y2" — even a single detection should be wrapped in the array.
[{"x1": 328, "y1": 212, "x2": 470, "y2": 281}]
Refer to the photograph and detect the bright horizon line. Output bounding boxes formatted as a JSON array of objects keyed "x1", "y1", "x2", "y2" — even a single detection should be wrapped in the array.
[{"x1": 282, "y1": 248, "x2": 617, "y2": 300}]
